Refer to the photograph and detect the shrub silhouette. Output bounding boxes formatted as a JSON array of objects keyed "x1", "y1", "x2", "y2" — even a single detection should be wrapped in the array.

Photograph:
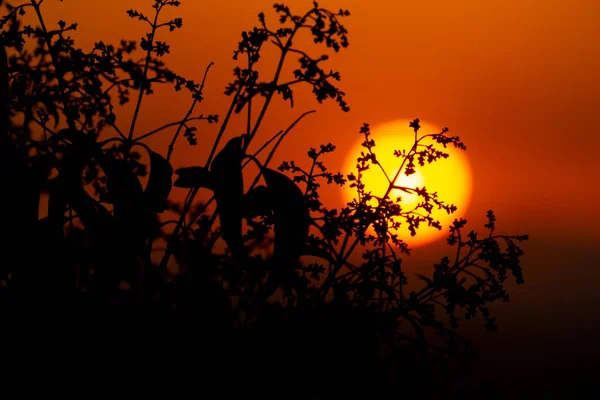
[{"x1": 0, "y1": 1, "x2": 528, "y2": 397}]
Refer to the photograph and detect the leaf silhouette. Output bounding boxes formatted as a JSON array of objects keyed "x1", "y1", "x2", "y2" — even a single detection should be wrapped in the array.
[
  {"x1": 173, "y1": 166, "x2": 213, "y2": 189},
  {"x1": 102, "y1": 157, "x2": 144, "y2": 218},
  {"x1": 48, "y1": 144, "x2": 112, "y2": 237},
  {"x1": 47, "y1": 133, "x2": 94, "y2": 225},
  {"x1": 242, "y1": 185, "x2": 272, "y2": 219},
  {"x1": 211, "y1": 136, "x2": 244, "y2": 257},
  {"x1": 144, "y1": 150, "x2": 173, "y2": 212},
  {"x1": 0, "y1": 4, "x2": 531, "y2": 391},
  {"x1": 415, "y1": 274, "x2": 432, "y2": 285},
  {"x1": 68, "y1": 190, "x2": 113, "y2": 237},
  {"x1": 263, "y1": 168, "x2": 310, "y2": 264},
  {"x1": 92, "y1": 153, "x2": 148, "y2": 279}
]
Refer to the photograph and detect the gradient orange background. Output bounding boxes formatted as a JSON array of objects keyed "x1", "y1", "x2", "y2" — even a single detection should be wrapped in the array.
[{"x1": 19, "y1": 0, "x2": 600, "y2": 393}]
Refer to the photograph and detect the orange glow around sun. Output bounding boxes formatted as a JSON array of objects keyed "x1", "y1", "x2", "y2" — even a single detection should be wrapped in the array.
[{"x1": 342, "y1": 120, "x2": 473, "y2": 248}]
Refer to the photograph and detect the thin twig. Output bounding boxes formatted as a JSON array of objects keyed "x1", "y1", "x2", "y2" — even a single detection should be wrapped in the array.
[
  {"x1": 30, "y1": 0, "x2": 76, "y2": 131},
  {"x1": 166, "y1": 62, "x2": 214, "y2": 161},
  {"x1": 247, "y1": 110, "x2": 315, "y2": 191},
  {"x1": 134, "y1": 115, "x2": 210, "y2": 142},
  {"x1": 127, "y1": 4, "x2": 162, "y2": 140},
  {"x1": 205, "y1": 86, "x2": 242, "y2": 168}
]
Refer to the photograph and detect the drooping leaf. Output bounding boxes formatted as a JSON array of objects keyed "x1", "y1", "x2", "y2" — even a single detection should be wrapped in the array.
[
  {"x1": 48, "y1": 142, "x2": 112, "y2": 239},
  {"x1": 173, "y1": 166, "x2": 212, "y2": 189},
  {"x1": 262, "y1": 168, "x2": 310, "y2": 264},
  {"x1": 68, "y1": 189, "x2": 113, "y2": 236},
  {"x1": 144, "y1": 150, "x2": 173, "y2": 212},
  {"x1": 94, "y1": 152, "x2": 147, "y2": 269},
  {"x1": 102, "y1": 157, "x2": 144, "y2": 218},
  {"x1": 259, "y1": 168, "x2": 311, "y2": 299},
  {"x1": 47, "y1": 133, "x2": 95, "y2": 231},
  {"x1": 210, "y1": 136, "x2": 244, "y2": 257},
  {"x1": 415, "y1": 274, "x2": 433, "y2": 285},
  {"x1": 242, "y1": 185, "x2": 272, "y2": 220}
]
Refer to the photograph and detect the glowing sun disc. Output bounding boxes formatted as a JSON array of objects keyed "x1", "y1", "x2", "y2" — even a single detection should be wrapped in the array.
[{"x1": 342, "y1": 119, "x2": 473, "y2": 248}]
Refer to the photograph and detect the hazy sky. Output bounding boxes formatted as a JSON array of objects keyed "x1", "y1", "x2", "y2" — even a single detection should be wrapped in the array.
[{"x1": 28, "y1": 0, "x2": 600, "y2": 393}]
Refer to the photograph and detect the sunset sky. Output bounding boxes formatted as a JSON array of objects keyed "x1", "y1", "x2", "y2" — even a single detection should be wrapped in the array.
[{"x1": 30, "y1": 0, "x2": 600, "y2": 394}]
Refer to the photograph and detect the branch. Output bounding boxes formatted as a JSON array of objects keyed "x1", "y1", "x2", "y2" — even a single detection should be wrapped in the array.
[
  {"x1": 247, "y1": 109, "x2": 316, "y2": 191},
  {"x1": 30, "y1": 0, "x2": 76, "y2": 130},
  {"x1": 127, "y1": 4, "x2": 162, "y2": 140},
  {"x1": 166, "y1": 61, "x2": 214, "y2": 161},
  {"x1": 134, "y1": 115, "x2": 210, "y2": 142}
]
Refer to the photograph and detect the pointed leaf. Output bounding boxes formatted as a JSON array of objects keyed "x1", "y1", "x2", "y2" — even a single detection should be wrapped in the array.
[
  {"x1": 144, "y1": 150, "x2": 173, "y2": 212},
  {"x1": 47, "y1": 136, "x2": 95, "y2": 230},
  {"x1": 48, "y1": 147, "x2": 112, "y2": 238},
  {"x1": 174, "y1": 166, "x2": 212, "y2": 189},
  {"x1": 262, "y1": 168, "x2": 310, "y2": 264},
  {"x1": 97, "y1": 155, "x2": 147, "y2": 256},
  {"x1": 415, "y1": 274, "x2": 432, "y2": 285},
  {"x1": 242, "y1": 185, "x2": 272, "y2": 220},
  {"x1": 211, "y1": 136, "x2": 244, "y2": 257},
  {"x1": 102, "y1": 157, "x2": 144, "y2": 218},
  {"x1": 69, "y1": 189, "x2": 113, "y2": 235}
]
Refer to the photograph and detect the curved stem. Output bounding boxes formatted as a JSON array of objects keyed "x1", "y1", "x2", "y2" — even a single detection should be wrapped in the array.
[
  {"x1": 247, "y1": 109, "x2": 315, "y2": 191},
  {"x1": 134, "y1": 115, "x2": 209, "y2": 143},
  {"x1": 205, "y1": 87, "x2": 242, "y2": 168},
  {"x1": 241, "y1": 129, "x2": 283, "y2": 169},
  {"x1": 160, "y1": 83, "x2": 242, "y2": 269},
  {"x1": 241, "y1": 11, "x2": 310, "y2": 154},
  {"x1": 166, "y1": 61, "x2": 213, "y2": 161}
]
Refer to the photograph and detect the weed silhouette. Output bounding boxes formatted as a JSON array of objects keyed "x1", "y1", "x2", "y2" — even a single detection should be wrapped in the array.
[{"x1": 0, "y1": 1, "x2": 528, "y2": 398}]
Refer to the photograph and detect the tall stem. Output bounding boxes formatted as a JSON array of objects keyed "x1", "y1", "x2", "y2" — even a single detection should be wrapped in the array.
[
  {"x1": 128, "y1": 5, "x2": 162, "y2": 141},
  {"x1": 241, "y1": 13, "x2": 308, "y2": 153},
  {"x1": 204, "y1": 87, "x2": 242, "y2": 168},
  {"x1": 159, "y1": 86, "x2": 241, "y2": 271},
  {"x1": 165, "y1": 63, "x2": 213, "y2": 161},
  {"x1": 31, "y1": 0, "x2": 76, "y2": 131},
  {"x1": 160, "y1": 10, "x2": 310, "y2": 273},
  {"x1": 247, "y1": 110, "x2": 315, "y2": 191}
]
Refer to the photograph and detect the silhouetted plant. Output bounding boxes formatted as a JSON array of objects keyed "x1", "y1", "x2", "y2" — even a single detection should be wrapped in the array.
[{"x1": 0, "y1": 0, "x2": 527, "y2": 397}]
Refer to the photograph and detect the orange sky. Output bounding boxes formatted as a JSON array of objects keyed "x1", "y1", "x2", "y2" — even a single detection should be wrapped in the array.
[
  {"x1": 40, "y1": 0, "x2": 599, "y2": 238},
  {"x1": 18, "y1": 0, "x2": 600, "y2": 393}
]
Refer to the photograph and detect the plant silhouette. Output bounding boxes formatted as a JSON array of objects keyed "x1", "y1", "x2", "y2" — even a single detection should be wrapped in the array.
[{"x1": 0, "y1": 1, "x2": 528, "y2": 398}]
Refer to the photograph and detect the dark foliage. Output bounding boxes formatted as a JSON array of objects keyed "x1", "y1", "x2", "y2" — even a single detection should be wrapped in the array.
[{"x1": 0, "y1": 1, "x2": 527, "y2": 397}]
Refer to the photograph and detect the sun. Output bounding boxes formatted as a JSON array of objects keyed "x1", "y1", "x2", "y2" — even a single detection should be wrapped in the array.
[{"x1": 342, "y1": 119, "x2": 473, "y2": 248}]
